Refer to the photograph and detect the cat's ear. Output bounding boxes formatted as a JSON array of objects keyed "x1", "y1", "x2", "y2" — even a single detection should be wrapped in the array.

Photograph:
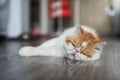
[
  {"x1": 94, "y1": 41, "x2": 107, "y2": 51},
  {"x1": 75, "y1": 24, "x2": 85, "y2": 35}
]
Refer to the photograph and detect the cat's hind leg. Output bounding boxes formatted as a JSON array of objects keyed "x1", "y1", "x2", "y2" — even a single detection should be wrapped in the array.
[
  {"x1": 19, "y1": 46, "x2": 64, "y2": 57},
  {"x1": 19, "y1": 38, "x2": 58, "y2": 56},
  {"x1": 19, "y1": 46, "x2": 36, "y2": 56},
  {"x1": 19, "y1": 38, "x2": 64, "y2": 57}
]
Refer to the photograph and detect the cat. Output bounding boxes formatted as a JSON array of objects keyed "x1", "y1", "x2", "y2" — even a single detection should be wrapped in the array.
[{"x1": 19, "y1": 24, "x2": 106, "y2": 61}]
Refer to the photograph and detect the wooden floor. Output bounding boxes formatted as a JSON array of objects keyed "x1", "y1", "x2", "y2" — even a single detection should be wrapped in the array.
[{"x1": 0, "y1": 38, "x2": 120, "y2": 80}]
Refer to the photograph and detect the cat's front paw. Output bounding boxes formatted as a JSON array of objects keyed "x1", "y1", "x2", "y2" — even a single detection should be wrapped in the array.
[{"x1": 19, "y1": 46, "x2": 35, "y2": 56}]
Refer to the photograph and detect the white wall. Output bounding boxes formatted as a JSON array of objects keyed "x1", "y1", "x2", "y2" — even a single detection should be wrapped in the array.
[
  {"x1": 7, "y1": 0, "x2": 29, "y2": 38},
  {"x1": 74, "y1": 0, "x2": 80, "y2": 25},
  {"x1": 21, "y1": 0, "x2": 29, "y2": 33},
  {"x1": 7, "y1": 0, "x2": 22, "y2": 38},
  {"x1": 40, "y1": 0, "x2": 48, "y2": 34},
  {"x1": 113, "y1": 0, "x2": 120, "y2": 12}
]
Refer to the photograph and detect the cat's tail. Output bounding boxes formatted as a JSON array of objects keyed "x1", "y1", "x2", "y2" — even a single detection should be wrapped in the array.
[{"x1": 19, "y1": 38, "x2": 64, "y2": 57}]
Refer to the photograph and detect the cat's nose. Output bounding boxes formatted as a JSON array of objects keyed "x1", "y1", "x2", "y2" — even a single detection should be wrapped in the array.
[{"x1": 76, "y1": 48, "x2": 80, "y2": 52}]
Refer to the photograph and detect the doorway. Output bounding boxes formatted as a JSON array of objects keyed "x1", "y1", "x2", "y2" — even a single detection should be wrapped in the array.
[{"x1": 30, "y1": 0, "x2": 41, "y2": 36}]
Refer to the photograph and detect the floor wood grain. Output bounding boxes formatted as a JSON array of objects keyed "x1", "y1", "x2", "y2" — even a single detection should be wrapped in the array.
[{"x1": 0, "y1": 38, "x2": 120, "y2": 80}]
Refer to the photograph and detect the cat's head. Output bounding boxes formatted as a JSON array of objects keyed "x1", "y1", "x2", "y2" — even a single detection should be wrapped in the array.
[{"x1": 65, "y1": 25, "x2": 106, "y2": 58}]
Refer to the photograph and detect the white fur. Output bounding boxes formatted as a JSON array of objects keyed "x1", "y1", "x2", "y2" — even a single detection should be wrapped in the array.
[{"x1": 19, "y1": 25, "x2": 106, "y2": 61}]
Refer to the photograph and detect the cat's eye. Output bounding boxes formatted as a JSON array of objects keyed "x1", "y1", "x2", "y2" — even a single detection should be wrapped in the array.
[
  {"x1": 95, "y1": 47, "x2": 100, "y2": 50},
  {"x1": 71, "y1": 42, "x2": 76, "y2": 47}
]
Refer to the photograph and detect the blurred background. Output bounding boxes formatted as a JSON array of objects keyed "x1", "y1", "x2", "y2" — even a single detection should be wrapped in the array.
[
  {"x1": 1, "y1": 1, "x2": 120, "y2": 79},
  {"x1": 0, "y1": 0, "x2": 120, "y2": 40}
]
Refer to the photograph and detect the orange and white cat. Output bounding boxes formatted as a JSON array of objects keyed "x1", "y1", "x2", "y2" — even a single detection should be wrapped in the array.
[{"x1": 19, "y1": 24, "x2": 106, "y2": 61}]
